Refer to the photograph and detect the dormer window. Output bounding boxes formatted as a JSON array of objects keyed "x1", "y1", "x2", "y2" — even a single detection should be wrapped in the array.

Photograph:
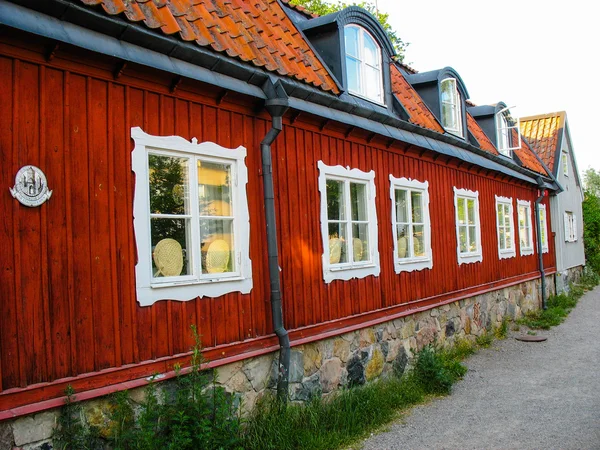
[
  {"x1": 440, "y1": 78, "x2": 463, "y2": 137},
  {"x1": 495, "y1": 107, "x2": 521, "y2": 156},
  {"x1": 344, "y1": 25, "x2": 383, "y2": 104}
]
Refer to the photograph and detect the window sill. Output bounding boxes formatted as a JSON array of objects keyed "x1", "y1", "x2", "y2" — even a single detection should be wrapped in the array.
[
  {"x1": 498, "y1": 249, "x2": 516, "y2": 260},
  {"x1": 323, "y1": 262, "x2": 380, "y2": 284},
  {"x1": 394, "y1": 257, "x2": 432, "y2": 273},
  {"x1": 520, "y1": 247, "x2": 535, "y2": 256},
  {"x1": 151, "y1": 274, "x2": 245, "y2": 289},
  {"x1": 457, "y1": 252, "x2": 482, "y2": 265},
  {"x1": 347, "y1": 89, "x2": 386, "y2": 108}
]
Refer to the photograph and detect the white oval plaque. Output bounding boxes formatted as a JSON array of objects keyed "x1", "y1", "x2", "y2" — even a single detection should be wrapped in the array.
[{"x1": 10, "y1": 165, "x2": 53, "y2": 207}]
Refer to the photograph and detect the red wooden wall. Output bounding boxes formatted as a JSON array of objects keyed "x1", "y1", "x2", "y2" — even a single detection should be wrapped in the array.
[{"x1": 0, "y1": 31, "x2": 555, "y2": 412}]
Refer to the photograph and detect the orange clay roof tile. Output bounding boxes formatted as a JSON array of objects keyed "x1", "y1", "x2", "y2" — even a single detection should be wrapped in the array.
[
  {"x1": 80, "y1": 0, "x2": 339, "y2": 94},
  {"x1": 389, "y1": 64, "x2": 444, "y2": 133},
  {"x1": 466, "y1": 113, "x2": 499, "y2": 156},
  {"x1": 519, "y1": 113, "x2": 564, "y2": 172},
  {"x1": 512, "y1": 129, "x2": 548, "y2": 175}
]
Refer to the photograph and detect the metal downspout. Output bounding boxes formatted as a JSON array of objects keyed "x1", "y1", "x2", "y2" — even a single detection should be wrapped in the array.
[
  {"x1": 260, "y1": 97, "x2": 290, "y2": 401},
  {"x1": 534, "y1": 178, "x2": 547, "y2": 309}
]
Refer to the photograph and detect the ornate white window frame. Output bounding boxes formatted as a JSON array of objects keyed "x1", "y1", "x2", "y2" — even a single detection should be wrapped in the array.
[
  {"x1": 453, "y1": 187, "x2": 482, "y2": 265},
  {"x1": 538, "y1": 203, "x2": 549, "y2": 253},
  {"x1": 495, "y1": 195, "x2": 516, "y2": 260},
  {"x1": 517, "y1": 199, "x2": 534, "y2": 256},
  {"x1": 390, "y1": 176, "x2": 432, "y2": 273},
  {"x1": 318, "y1": 161, "x2": 380, "y2": 283},
  {"x1": 131, "y1": 127, "x2": 252, "y2": 306}
]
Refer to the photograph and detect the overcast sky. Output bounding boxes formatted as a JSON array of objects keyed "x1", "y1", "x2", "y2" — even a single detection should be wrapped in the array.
[{"x1": 374, "y1": 0, "x2": 599, "y2": 179}]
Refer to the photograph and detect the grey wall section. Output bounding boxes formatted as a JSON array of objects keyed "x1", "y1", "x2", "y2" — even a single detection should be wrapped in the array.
[{"x1": 551, "y1": 125, "x2": 585, "y2": 273}]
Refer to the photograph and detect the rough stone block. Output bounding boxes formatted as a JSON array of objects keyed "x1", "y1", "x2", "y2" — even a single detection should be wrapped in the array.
[
  {"x1": 243, "y1": 354, "x2": 273, "y2": 391},
  {"x1": 365, "y1": 348, "x2": 384, "y2": 381},
  {"x1": 217, "y1": 361, "x2": 243, "y2": 384},
  {"x1": 289, "y1": 350, "x2": 304, "y2": 383},
  {"x1": 333, "y1": 337, "x2": 351, "y2": 363},
  {"x1": 12, "y1": 411, "x2": 57, "y2": 447},
  {"x1": 320, "y1": 358, "x2": 343, "y2": 393},
  {"x1": 0, "y1": 422, "x2": 13, "y2": 450},
  {"x1": 303, "y1": 344, "x2": 322, "y2": 376}
]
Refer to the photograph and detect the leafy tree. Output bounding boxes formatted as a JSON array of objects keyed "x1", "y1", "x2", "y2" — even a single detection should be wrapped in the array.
[
  {"x1": 583, "y1": 168, "x2": 600, "y2": 274},
  {"x1": 290, "y1": 0, "x2": 408, "y2": 61}
]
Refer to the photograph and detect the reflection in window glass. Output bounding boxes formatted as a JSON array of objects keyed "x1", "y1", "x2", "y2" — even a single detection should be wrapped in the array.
[
  {"x1": 394, "y1": 187, "x2": 426, "y2": 259},
  {"x1": 440, "y1": 78, "x2": 463, "y2": 137},
  {"x1": 344, "y1": 25, "x2": 383, "y2": 103},
  {"x1": 326, "y1": 178, "x2": 370, "y2": 264},
  {"x1": 455, "y1": 192, "x2": 480, "y2": 256}
]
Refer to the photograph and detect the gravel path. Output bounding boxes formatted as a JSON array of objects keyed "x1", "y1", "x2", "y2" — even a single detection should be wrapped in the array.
[{"x1": 361, "y1": 285, "x2": 600, "y2": 450}]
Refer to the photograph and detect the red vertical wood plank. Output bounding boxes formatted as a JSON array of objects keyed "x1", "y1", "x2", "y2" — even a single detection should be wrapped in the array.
[
  {"x1": 39, "y1": 65, "x2": 54, "y2": 383},
  {"x1": 89, "y1": 78, "x2": 115, "y2": 371},
  {"x1": 17, "y1": 61, "x2": 46, "y2": 385},
  {"x1": 44, "y1": 67, "x2": 71, "y2": 380},
  {"x1": 0, "y1": 56, "x2": 17, "y2": 391}
]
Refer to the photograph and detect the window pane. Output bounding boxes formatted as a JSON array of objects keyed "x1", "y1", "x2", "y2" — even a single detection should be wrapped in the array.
[
  {"x1": 352, "y1": 223, "x2": 369, "y2": 262},
  {"x1": 440, "y1": 79, "x2": 453, "y2": 102},
  {"x1": 151, "y1": 218, "x2": 190, "y2": 277},
  {"x1": 518, "y1": 207, "x2": 525, "y2": 227},
  {"x1": 457, "y1": 198, "x2": 466, "y2": 223},
  {"x1": 198, "y1": 160, "x2": 232, "y2": 217},
  {"x1": 497, "y1": 204, "x2": 503, "y2": 223},
  {"x1": 441, "y1": 102, "x2": 455, "y2": 130},
  {"x1": 346, "y1": 56, "x2": 360, "y2": 93},
  {"x1": 505, "y1": 230, "x2": 512, "y2": 248},
  {"x1": 504, "y1": 212, "x2": 511, "y2": 228},
  {"x1": 327, "y1": 179, "x2": 346, "y2": 220},
  {"x1": 350, "y1": 182, "x2": 368, "y2": 221},
  {"x1": 395, "y1": 189, "x2": 408, "y2": 223},
  {"x1": 468, "y1": 226, "x2": 477, "y2": 251},
  {"x1": 499, "y1": 227, "x2": 505, "y2": 249},
  {"x1": 364, "y1": 66, "x2": 382, "y2": 102},
  {"x1": 363, "y1": 32, "x2": 379, "y2": 66},
  {"x1": 200, "y1": 219, "x2": 235, "y2": 274},
  {"x1": 345, "y1": 26, "x2": 359, "y2": 58},
  {"x1": 467, "y1": 199, "x2": 475, "y2": 224},
  {"x1": 411, "y1": 191, "x2": 423, "y2": 223},
  {"x1": 413, "y1": 224, "x2": 425, "y2": 257},
  {"x1": 459, "y1": 226, "x2": 467, "y2": 253},
  {"x1": 149, "y1": 154, "x2": 189, "y2": 215},
  {"x1": 396, "y1": 224, "x2": 409, "y2": 258},
  {"x1": 328, "y1": 222, "x2": 347, "y2": 264}
]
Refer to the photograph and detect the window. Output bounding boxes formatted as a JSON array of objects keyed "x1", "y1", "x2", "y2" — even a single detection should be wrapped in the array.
[
  {"x1": 345, "y1": 25, "x2": 384, "y2": 104},
  {"x1": 495, "y1": 196, "x2": 515, "y2": 259},
  {"x1": 440, "y1": 78, "x2": 463, "y2": 137},
  {"x1": 562, "y1": 151, "x2": 569, "y2": 177},
  {"x1": 453, "y1": 187, "x2": 482, "y2": 265},
  {"x1": 318, "y1": 161, "x2": 380, "y2": 283},
  {"x1": 538, "y1": 204, "x2": 549, "y2": 253},
  {"x1": 494, "y1": 108, "x2": 521, "y2": 156},
  {"x1": 390, "y1": 176, "x2": 432, "y2": 273},
  {"x1": 131, "y1": 127, "x2": 252, "y2": 306},
  {"x1": 564, "y1": 211, "x2": 577, "y2": 242},
  {"x1": 517, "y1": 199, "x2": 534, "y2": 256}
]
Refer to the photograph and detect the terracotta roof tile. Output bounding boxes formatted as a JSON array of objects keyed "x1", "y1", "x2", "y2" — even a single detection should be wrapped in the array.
[
  {"x1": 466, "y1": 113, "x2": 499, "y2": 156},
  {"x1": 389, "y1": 64, "x2": 444, "y2": 133},
  {"x1": 519, "y1": 113, "x2": 564, "y2": 172},
  {"x1": 280, "y1": 0, "x2": 319, "y2": 18},
  {"x1": 513, "y1": 129, "x2": 548, "y2": 175},
  {"x1": 80, "y1": 0, "x2": 339, "y2": 94}
]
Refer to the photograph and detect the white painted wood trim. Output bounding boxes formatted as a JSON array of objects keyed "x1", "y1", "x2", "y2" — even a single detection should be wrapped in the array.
[
  {"x1": 517, "y1": 199, "x2": 534, "y2": 256},
  {"x1": 453, "y1": 187, "x2": 482, "y2": 265},
  {"x1": 131, "y1": 127, "x2": 252, "y2": 306},
  {"x1": 389, "y1": 175, "x2": 433, "y2": 273},
  {"x1": 495, "y1": 195, "x2": 516, "y2": 260},
  {"x1": 318, "y1": 161, "x2": 380, "y2": 283},
  {"x1": 538, "y1": 203, "x2": 549, "y2": 253}
]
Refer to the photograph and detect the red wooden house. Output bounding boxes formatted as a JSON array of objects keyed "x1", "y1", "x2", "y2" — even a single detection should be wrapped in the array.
[{"x1": 0, "y1": 0, "x2": 557, "y2": 437}]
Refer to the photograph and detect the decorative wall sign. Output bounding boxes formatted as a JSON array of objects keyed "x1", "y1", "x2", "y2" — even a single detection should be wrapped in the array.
[{"x1": 10, "y1": 165, "x2": 52, "y2": 207}]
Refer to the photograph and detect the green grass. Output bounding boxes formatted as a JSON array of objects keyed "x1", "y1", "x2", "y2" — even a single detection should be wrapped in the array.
[
  {"x1": 519, "y1": 268, "x2": 599, "y2": 330},
  {"x1": 240, "y1": 344, "x2": 469, "y2": 450},
  {"x1": 475, "y1": 331, "x2": 493, "y2": 348}
]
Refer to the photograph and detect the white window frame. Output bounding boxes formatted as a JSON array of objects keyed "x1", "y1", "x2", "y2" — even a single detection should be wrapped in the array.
[
  {"x1": 453, "y1": 187, "x2": 482, "y2": 265},
  {"x1": 562, "y1": 151, "x2": 569, "y2": 177},
  {"x1": 131, "y1": 127, "x2": 252, "y2": 306},
  {"x1": 390, "y1": 176, "x2": 432, "y2": 273},
  {"x1": 517, "y1": 199, "x2": 534, "y2": 256},
  {"x1": 495, "y1": 195, "x2": 516, "y2": 259},
  {"x1": 495, "y1": 109, "x2": 521, "y2": 155},
  {"x1": 440, "y1": 78, "x2": 463, "y2": 138},
  {"x1": 344, "y1": 24, "x2": 384, "y2": 105},
  {"x1": 318, "y1": 161, "x2": 380, "y2": 283},
  {"x1": 538, "y1": 203, "x2": 549, "y2": 253},
  {"x1": 564, "y1": 211, "x2": 577, "y2": 242}
]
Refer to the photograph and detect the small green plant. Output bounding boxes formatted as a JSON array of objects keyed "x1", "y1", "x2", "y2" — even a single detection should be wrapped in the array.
[
  {"x1": 54, "y1": 326, "x2": 241, "y2": 450},
  {"x1": 52, "y1": 385, "x2": 102, "y2": 450},
  {"x1": 411, "y1": 345, "x2": 467, "y2": 396},
  {"x1": 475, "y1": 331, "x2": 493, "y2": 348},
  {"x1": 494, "y1": 318, "x2": 510, "y2": 340}
]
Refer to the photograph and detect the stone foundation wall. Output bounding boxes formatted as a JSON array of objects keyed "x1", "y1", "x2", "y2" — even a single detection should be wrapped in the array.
[
  {"x1": 555, "y1": 265, "x2": 584, "y2": 294},
  {"x1": 0, "y1": 277, "x2": 548, "y2": 450}
]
